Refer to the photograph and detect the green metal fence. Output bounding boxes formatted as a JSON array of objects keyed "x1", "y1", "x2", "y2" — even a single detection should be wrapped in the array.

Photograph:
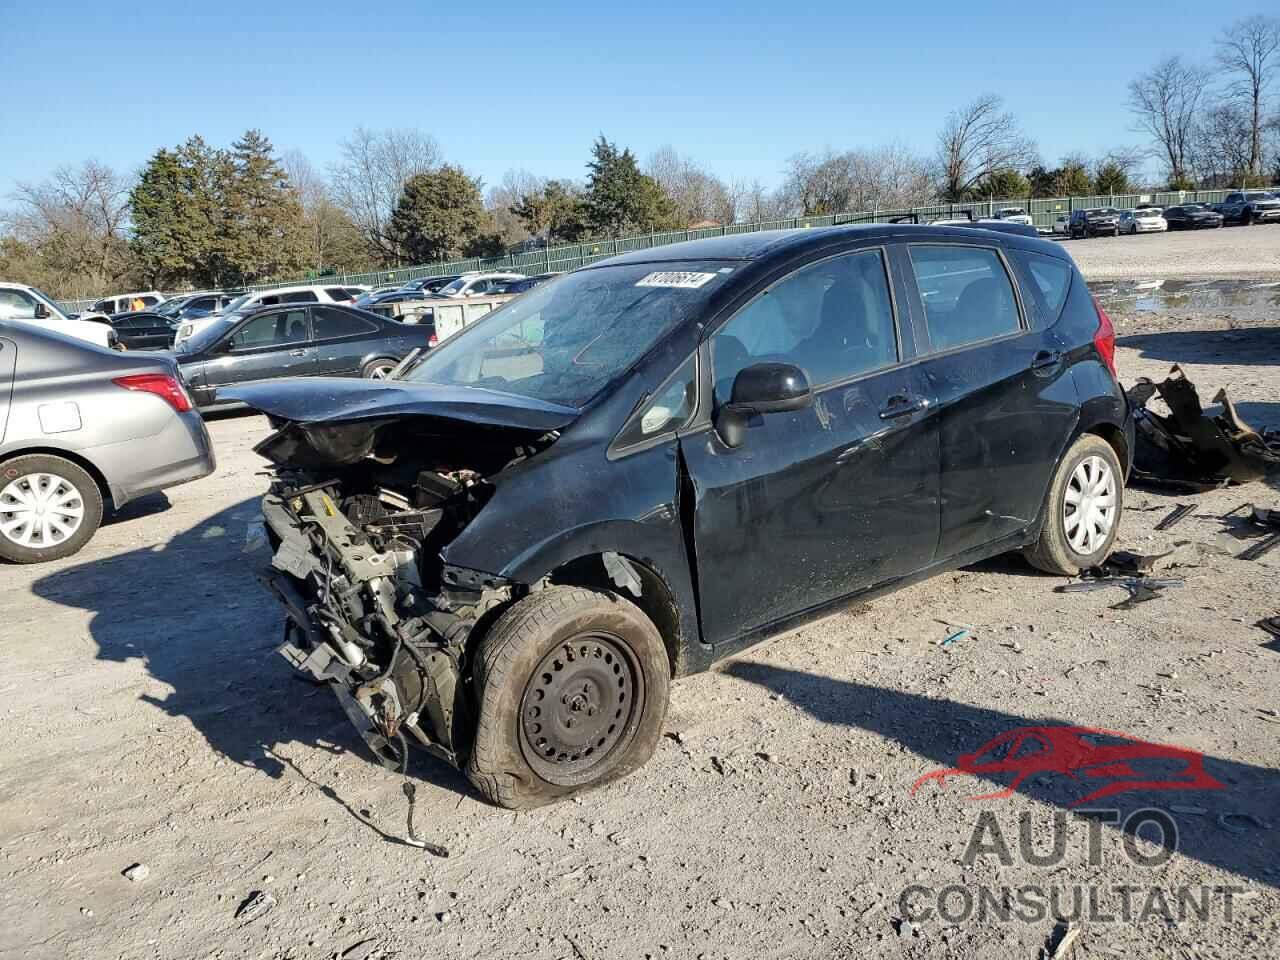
[{"x1": 54, "y1": 186, "x2": 1275, "y2": 312}]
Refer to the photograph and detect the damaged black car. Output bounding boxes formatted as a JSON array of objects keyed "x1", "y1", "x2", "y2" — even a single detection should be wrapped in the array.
[{"x1": 226, "y1": 224, "x2": 1133, "y2": 808}]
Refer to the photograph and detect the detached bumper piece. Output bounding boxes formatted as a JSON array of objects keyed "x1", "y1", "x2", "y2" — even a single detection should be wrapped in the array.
[
  {"x1": 1127, "y1": 365, "x2": 1280, "y2": 489},
  {"x1": 260, "y1": 489, "x2": 491, "y2": 772}
]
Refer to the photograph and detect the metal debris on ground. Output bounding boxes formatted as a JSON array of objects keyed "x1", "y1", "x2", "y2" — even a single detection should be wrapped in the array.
[
  {"x1": 941, "y1": 628, "x2": 970, "y2": 647},
  {"x1": 1257, "y1": 617, "x2": 1280, "y2": 641},
  {"x1": 1126, "y1": 365, "x2": 1280, "y2": 487},
  {"x1": 234, "y1": 890, "x2": 277, "y2": 923},
  {"x1": 1102, "y1": 548, "x2": 1178, "y2": 574},
  {"x1": 1154, "y1": 503, "x2": 1195, "y2": 531},
  {"x1": 121, "y1": 863, "x2": 149, "y2": 883},
  {"x1": 1235, "y1": 505, "x2": 1280, "y2": 562},
  {"x1": 1042, "y1": 919, "x2": 1080, "y2": 960},
  {"x1": 1056, "y1": 574, "x2": 1184, "y2": 610},
  {"x1": 402, "y1": 781, "x2": 448, "y2": 857}
]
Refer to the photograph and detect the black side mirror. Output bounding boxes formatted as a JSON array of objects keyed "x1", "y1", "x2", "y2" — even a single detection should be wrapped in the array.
[
  {"x1": 715, "y1": 362, "x2": 813, "y2": 448},
  {"x1": 33, "y1": 302, "x2": 50, "y2": 319}
]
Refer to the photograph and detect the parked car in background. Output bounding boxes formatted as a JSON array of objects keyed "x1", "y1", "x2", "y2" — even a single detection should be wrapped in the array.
[
  {"x1": 428, "y1": 272, "x2": 524, "y2": 298},
  {"x1": 89, "y1": 291, "x2": 167, "y2": 317},
  {"x1": 399, "y1": 275, "x2": 461, "y2": 295},
  {"x1": 0, "y1": 282, "x2": 118, "y2": 349},
  {"x1": 1118, "y1": 208, "x2": 1167, "y2": 234},
  {"x1": 104, "y1": 311, "x2": 180, "y2": 350},
  {"x1": 1052, "y1": 214, "x2": 1070, "y2": 235},
  {"x1": 1162, "y1": 204, "x2": 1224, "y2": 230},
  {"x1": 157, "y1": 291, "x2": 236, "y2": 321},
  {"x1": 173, "y1": 303, "x2": 433, "y2": 409},
  {"x1": 355, "y1": 288, "x2": 427, "y2": 309},
  {"x1": 229, "y1": 223, "x2": 1132, "y2": 808},
  {"x1": 1214, "y1": 191, "x2": 1280, "y2": 225},
  {"x1": 1068, "y1": 208, "x2": 1120, "y2": 238},
  {"x1": 173, "y1": 284, "x2": 356, "y2": 347},
  {"x1": 0, "y1": 321, "x2": 214, "y2": 563},
  {"x1": 492, "y1": 273, "x2": 557, "y2": 294},
  {"x1": 992, "y1": 207, "x2": 1034, "y2": 226}
]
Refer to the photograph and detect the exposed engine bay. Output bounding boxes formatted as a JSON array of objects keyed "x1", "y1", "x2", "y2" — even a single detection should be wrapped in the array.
[{"x1": 256, "y1": 415, "x2": 556, "y2": 771}]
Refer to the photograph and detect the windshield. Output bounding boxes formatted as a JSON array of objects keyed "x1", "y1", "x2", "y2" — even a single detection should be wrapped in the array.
[
  {"x1": 404, "y1": 262, "x2": 731, "y2": 407},
  {"x1": 1245, "y1": 192, "x2": 1274, "y2": 201},
  {"x1": 1086, "y1": 209, "x2": 1119, "y2": 218},
  {"x1": 28, "y1": 287, "x2": 67, "y2": 319},
  {"x1": 178, "y1": 313, "x2": 244, "y2": 354},
  {"x1": 437, "y1": 278, "x2": 469, "y2": 296},
  {"x1": 220, "y1": 293, "x2": 252, "y2": 315}
]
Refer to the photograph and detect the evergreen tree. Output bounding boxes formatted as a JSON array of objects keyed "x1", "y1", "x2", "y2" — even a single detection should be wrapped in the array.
[
  {"x1": 510, "y1": 180, "x2": 589, "y2": 242},
  {"x1": 1092, "y1": 162, "x2": 1131, "y2": 195},
  {"x1": 221, "y1": 130, "x2": 306, "y2": 285},
  {"x1": 130, "y1": 136, "x2": 229, "y2": 286},
  {"x1": 583, "y1": 136, "x2": 680, "y2": 236},
  {"x1": 388, "y1": 165, "x2": 492, "y2": 262}
]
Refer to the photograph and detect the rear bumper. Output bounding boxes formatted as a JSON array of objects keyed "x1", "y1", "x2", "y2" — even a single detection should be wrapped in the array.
[{"x1": 94, "y1": 410, "x2": 216, "y2": 508}]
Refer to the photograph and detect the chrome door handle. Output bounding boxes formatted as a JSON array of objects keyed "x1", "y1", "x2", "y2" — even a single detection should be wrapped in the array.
[
  {"x1": 290, "y1": 349, "x2": 307, "y2": 357},
  {"x1": 879, "y1": 395, "x2": 929, "y2": 419}
]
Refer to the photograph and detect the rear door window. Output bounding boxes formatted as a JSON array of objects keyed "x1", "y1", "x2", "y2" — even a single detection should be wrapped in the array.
[
  {"x1": 908, "y1": 245, "x2": 1021, "y2": 352},
  {"x1": 282, "y1": 291, "x2": 319, "y2": 303},
  {"x1": 313, "y1": 307, "x2": 378, "y2": 340},
  {"x1": 1011, "y1": 251, "x2": 1072, "y2": 330}
]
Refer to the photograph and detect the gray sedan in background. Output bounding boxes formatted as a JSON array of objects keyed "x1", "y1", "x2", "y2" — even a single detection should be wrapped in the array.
[{"x1": 0, "y1": 322, "x2": 216, "y2": 563}]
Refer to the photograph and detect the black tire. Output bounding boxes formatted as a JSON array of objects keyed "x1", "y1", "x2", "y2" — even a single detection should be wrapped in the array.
[
  {"x1": 361, "y1": 357, "x2": 398, "y2": 379},
  {"x1": 466, "y1": 586, "x2": 670, "y2": 809},
  {"x1": 1024, "y1": 435, "x2": 1123, "y2": 576},
  {"x1": 1112, "y1": 227, "x2": 1119, "y2": 237},
  {"x1": 0, "y1": 454, "x2": 104, "y2": 564},
  {"x1": 1243, "y1": 210, "x2": 1254, "y2": 226}
]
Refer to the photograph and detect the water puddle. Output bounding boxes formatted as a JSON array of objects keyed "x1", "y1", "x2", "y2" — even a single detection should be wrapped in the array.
[{"x1": 1090, "y1": 278, "x2": 1280, "y2": 319}]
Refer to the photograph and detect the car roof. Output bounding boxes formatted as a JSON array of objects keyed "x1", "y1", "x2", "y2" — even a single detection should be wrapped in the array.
[{"x1": 592, "y1": 223, "x2": 1066, "y2": 269}]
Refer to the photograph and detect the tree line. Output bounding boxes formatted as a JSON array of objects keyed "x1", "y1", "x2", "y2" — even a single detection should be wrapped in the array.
[{"x1": 2, "y1": 12, "x2": 1276, "y2": 300}]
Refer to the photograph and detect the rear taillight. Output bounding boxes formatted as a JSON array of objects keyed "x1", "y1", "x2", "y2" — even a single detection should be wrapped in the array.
[
  {"x1": 1090, "y1": 295, "x2": 1117, "y2": 379},
  {"x1": 428, "y1": 333, "x2": 438, "y2": 347},
  {"x1": 113, "y1": 373, "x2": 193, "y2": 413}
]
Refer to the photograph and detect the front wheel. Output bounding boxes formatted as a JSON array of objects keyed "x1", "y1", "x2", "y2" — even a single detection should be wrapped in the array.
[
  {"x1": 467, "y1": 586, "x2": 671, "y2": 809},
  {"x1": 0, "y1": 454, "x2": 104, "y2": 563},
  {"x1": 1024, "y1": 435, "x2": 1123, "y2": 576}
]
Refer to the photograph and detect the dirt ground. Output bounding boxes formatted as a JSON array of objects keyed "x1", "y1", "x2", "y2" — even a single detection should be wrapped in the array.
[
  {"x1": 1062, "y1": 221, "x2": 1280, "y2": 280},
  {"x1": 2, "y1": 234, "x2": 1279, "y2": 960}
]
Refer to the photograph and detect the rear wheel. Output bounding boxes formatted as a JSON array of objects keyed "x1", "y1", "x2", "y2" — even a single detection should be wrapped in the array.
[
  {"x1": 0, "y1": 455, "x2": 104, "y2": 564},
  {"x1": 361, "y1": 357, "x2": 398, "y2": 379},
  {"x1": 1024, "y1": 435, "x2": 1123, "y2": 576},
  {"x1": 467, "y1": 586, "x2": 670, "y2": 809}
]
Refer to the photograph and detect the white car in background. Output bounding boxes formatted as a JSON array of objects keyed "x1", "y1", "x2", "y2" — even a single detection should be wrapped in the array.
[
  {"x1": 429, "y1": 272, "x2": 525, "y2": 298},
  {"x1": 0, "y1": 282, "x2": 118, "y2": 349},
  {"x1": 87, "y1": 290, "x2": 167, "y2": 318},
  {"x1": 1119, "y1": 208, "x2": 1168, "y2": 234},
  {"x1": 993, "y1": 207, "x2": 1034, "y2": 226},
  {"x1": 172, "y1": 284, "x2": 359, "y2": 347},
  {"x1": 1052, "y1": 215, "x2": 1071, "y2": 235}
]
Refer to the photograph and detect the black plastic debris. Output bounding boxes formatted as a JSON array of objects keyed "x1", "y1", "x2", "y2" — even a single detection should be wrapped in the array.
[
  {"x1": 1154, "y1": 503, "x2": 1195, "y2": 531},
  {"x1": 1103, "y1": 548, "x2": 1178, "y2": 574},
  {"x1": 1126, "y1": 365, "x2": 1280, "y2": 486},
  {"x1": 1236, "y1": 505, "x2": 1280, "y2": 562},
  {"x1": 1056, "y1": 573, "x2": 1184, "y2": 610}
]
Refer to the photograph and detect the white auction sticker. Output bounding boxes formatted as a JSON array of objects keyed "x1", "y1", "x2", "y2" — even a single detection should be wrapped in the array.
[{"x1": 635, "y1": 271, "x2": 718, "y2": 289}]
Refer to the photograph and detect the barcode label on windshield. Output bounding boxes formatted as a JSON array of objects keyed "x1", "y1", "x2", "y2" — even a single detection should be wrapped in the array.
[{"x1": 635, "y1": 271, "x2": 717, "y2": 289}]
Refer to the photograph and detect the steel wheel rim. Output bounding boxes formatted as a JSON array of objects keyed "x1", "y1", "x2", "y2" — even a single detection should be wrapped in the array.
[
  {"x1": 1063, "y1": 455, "x2": 1116, "y2": 555},
  {"x1": 0, "y1": 473, "x2": 86, "y2": 548},
  {"x1": 519, "y1": 633, "x2": 642, "y2": 783},
  {"x1": 369, "y1": 363, "x2": 395, "y2": 379}
]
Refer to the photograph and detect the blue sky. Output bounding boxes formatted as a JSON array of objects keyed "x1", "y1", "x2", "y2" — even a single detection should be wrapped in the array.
[{"x1": 0, "y1": 0, "x2": 1252, "y2": 200}]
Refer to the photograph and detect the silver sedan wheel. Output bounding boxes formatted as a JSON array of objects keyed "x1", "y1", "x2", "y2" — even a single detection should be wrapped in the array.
[
  {"x1": 1063, "y1": 455, "x2": 1116, "y2": 555},
  {"x1": 0, "y1": 472, "x2": 86, "y2": 548},
  {"x1": 368, "y1": 363, "x2": 396, "y2": 379}
]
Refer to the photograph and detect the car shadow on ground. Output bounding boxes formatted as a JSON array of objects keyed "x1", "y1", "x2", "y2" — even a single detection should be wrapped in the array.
[
  {"x1": 102, "y1": 490, "x2": 172, "y2": 527},
  {"x1": 31, "y1": 497, "x2": 480, "y2": 806},
  {"x1": 1117, "y1": 327, "x2": 1280, "y2": 368},
  {"x1": 723, "y1": 661, "x2": 1280, "y2": 890}
]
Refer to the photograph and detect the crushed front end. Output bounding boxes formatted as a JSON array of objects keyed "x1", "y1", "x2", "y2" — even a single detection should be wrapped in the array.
[{"x1": 253, "y1": 413, "x2": 555, "y2": 771}]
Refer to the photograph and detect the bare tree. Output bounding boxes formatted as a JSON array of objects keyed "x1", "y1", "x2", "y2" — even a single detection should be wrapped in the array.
[
  {"x1": 1216, "y1": 15, "x2": 1280, "y2": 178},
  {"x1": 1128, "y1": 57, "x2": 1209, "y2": 186},
  {"x1": 328, "y1": 128, "x2": 441, "y2": 262},
  {"x1": 935, "y1": 94, "x2": 1038, "y2": 200},
  {"x1": 645, "y1": 146, "x2": 736, "y2": 226},
  {"x1": 5, "y1": 161, "x2": 135, "y2": 298},
  {"x1": 282, "y1": 150, "x2": 368, "y2": 271},
  {"x1": 486, "y1": 169, "x2": 547, "y2": 246},
  {"x1": 782, "y1": 144, "x2": 935, "y2": 216}
]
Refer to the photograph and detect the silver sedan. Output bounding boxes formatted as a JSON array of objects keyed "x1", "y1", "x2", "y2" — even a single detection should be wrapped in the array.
[{"x1": 0, "y1": 321, "x2": 216, "y2": 563}]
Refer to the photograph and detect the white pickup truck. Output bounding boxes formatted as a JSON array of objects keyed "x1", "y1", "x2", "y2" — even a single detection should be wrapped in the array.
[{"x1": 0, "y1": 282, "x2": 118, "y2": 349}]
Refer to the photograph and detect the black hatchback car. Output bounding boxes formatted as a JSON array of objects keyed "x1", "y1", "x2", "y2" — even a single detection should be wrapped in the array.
[
  {"x1": 226, "y1": 224, "x2": 1132, "y2": 808},
  {"x1": 174, "y1": 303, "x2": 431, "y2": 410}
]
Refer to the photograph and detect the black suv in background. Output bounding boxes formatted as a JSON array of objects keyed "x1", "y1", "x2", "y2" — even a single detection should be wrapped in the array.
[
  {"x1": 1068, "y1": 208, "x2": 1121, "y2": 238},
  {"x1": 229, "y1": 224, "x2": 1132, "y2": 808}
]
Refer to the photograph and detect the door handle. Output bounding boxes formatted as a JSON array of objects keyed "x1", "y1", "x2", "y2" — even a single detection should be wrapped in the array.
[
  {"x1": 879, "y1": 395, "x2": 929, "y2": 420},
  {"x1": 1030, "y1": 350, "x2": 1062, "y2": 371},
  {"x1": 290, "y1": 349, "x2": 307, "y2": 357}
]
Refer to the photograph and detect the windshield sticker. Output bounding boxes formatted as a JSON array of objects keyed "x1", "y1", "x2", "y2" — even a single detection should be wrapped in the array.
[{"x1": 635, "y1": 271, "x2": 718, "y2": 289}]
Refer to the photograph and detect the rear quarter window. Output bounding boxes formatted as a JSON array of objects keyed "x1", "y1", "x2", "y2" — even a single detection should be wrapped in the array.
[
  {"x1": 908, "y1": 245, "x2": 1021, "y2": 352},
  {"x1": 1010, "y1": 251, "x2": 1073, "y2": 330}
]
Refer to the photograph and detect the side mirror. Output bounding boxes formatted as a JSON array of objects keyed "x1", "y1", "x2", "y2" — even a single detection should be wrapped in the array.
[
  {"x1": 33, "y1": 302, "x2": 50, "y2": 320},
  {"x1": 715, "y1": 362, "x2": 812, "y2": 448}
]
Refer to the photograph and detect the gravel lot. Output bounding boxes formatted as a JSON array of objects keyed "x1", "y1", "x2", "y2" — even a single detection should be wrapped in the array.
[{"x1": 2, "y1": 228, "x2": 1279, "y2": 960}]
